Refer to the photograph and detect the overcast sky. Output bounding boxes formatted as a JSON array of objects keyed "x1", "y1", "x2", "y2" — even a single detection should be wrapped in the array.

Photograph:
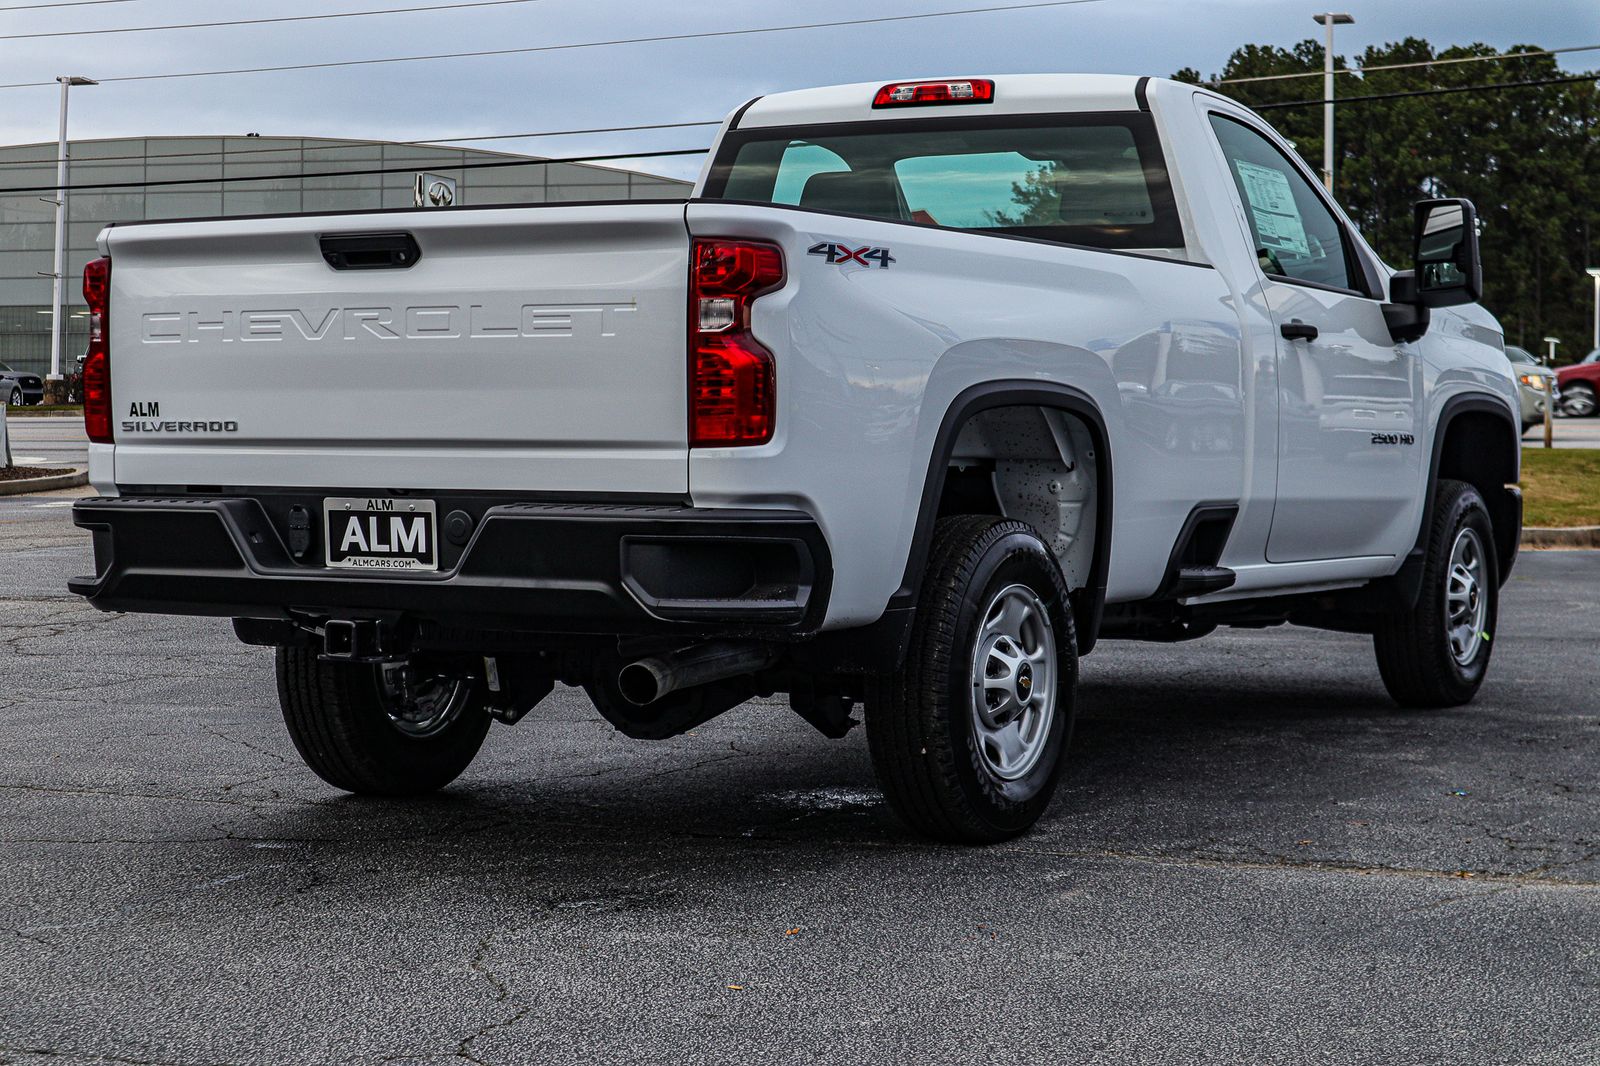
[{"x1": 4, "y1": 0, "x2": 1598, "y2": 181}]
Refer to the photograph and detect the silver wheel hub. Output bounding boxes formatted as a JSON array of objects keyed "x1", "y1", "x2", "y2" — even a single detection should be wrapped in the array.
[
  {"x1": 380, "y1": 661, "x2": 469, "y2": 738},
  {"x1": 969, "y1": 584, "x2": 1057, "y2": 781},
  {"x1": 1445, "y1": 527, "x2": 1488, "y2": 667}
]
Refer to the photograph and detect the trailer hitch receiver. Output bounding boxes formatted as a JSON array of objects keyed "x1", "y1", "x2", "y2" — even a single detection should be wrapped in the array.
[{"x1": 321, "y1": 619, "x2": 405, "y2": 662}]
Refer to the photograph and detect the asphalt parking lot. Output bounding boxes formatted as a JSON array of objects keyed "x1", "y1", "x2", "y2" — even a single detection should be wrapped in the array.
[
  {"x1": 2, "y1": 499, "x2": 1597, "y2": 1065},
  {"x1": 1, "y1": 417, "x2": 89, "y2": 470}
]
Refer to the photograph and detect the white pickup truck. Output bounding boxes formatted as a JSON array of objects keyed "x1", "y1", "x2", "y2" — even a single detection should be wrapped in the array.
[{"x1": 71, "y1": 75, "x2": 1522, "y2": 842}]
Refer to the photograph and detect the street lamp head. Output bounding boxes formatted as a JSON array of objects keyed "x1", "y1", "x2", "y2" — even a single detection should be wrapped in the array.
[
  {"x1": 58, "y1": 76, "x2": 97, "y2": 87},
  {"x1": 1543, "y1": 337, "x2": 1561, "y2": 345},
  {"x1": 1587, "y1": 268, "x2": 1600, "y2": 279},
  {"x1": 1314, "y1": 13, "x2": 1355, "y2": 25}
]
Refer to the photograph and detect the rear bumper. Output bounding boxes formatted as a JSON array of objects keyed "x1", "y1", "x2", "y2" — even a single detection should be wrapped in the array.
[{"x1": 69, "y1": 495, "x2": 832, "y2": 637}]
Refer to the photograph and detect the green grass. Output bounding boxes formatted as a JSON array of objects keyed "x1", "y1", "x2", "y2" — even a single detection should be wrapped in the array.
[
  {"x1": 1520, "y1": 448, "x2": 1600, "y2": 527},
  {"x1": 5, "y1": 404, "x2": 82, "y2": 417}
]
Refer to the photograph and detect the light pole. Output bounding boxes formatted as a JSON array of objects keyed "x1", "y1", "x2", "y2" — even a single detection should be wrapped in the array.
[
  {"x1": 1544, "y1": 336, "x2": 1561, "y2": 365},
  {"x1": 45, "y1": 75, "x2": 97, "y2": 397},
  {"x1": 1587, "y1": 268, "x2": 1600, "y2": 353},
  {"x1": 1313, "y1": 13, "x2": 1353, "y2": 193}
]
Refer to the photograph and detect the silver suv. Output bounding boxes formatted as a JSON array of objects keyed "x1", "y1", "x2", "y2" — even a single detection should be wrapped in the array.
[{"x1": 1505, "y1": 346, "x2": 1559, "y2": 433}]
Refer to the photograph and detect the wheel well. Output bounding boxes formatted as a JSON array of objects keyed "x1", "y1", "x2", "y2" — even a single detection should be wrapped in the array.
[
  {"x1": 1435, "y1": 406, "x2": 1520, "y2": 581},
  {"x1": 936, "y1": 403, "x2": 1104, "y2": 648}
]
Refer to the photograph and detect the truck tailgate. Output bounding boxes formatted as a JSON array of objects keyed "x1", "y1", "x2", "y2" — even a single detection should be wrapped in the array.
[{"x1": 101, "y1": 203, "x2": 690, "y2": 494}]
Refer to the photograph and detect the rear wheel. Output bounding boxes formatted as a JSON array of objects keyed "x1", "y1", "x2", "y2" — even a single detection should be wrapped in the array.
[
  {"x1": 865, "y1": 516, "x2": 1078, "y2": 844},
  {"x1": 7, "y1": 387, "x2": 20, "y2": 407},
  {"x1": 1373, "y1": 480, "x2": 1498, "y2": 708},
  {"x1": 275, "y1": 647, "x2": 491, "y2": 795}
]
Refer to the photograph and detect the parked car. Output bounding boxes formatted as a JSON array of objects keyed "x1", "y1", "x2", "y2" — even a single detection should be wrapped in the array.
[
  {"x1": 67, "y1": 352, "x2": 85, "y2": 405},
  {"x1": 1557, "y1": 355, "x2": 1600, "y2": 417},
  {"x1": 0, "y1": 361, "x2": 43, "y2": 406},
  {"x1": 69, "y1": 74, "x2": 1522, "y2": 843},
  {"x1": 1505, "y1": 346, "x2": 1558, "y2": 432}
]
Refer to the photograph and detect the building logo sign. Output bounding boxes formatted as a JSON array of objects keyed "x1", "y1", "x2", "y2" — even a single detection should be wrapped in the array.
[{"x1": 413, "y1": 172, "x2": 457, "y2": 208}]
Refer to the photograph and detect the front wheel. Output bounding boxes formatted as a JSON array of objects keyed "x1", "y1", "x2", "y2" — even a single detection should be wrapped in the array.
[
  {"x1": 865, "y1": 516, "x2": 1078, "y2": 843},
  {"x1": 275, "y1": 647, "x2": 491, "y2": 795},
  {"x1": 1373, "y1": 480, "x2": 1499, "y2": 708},
  {"x1": 1563, "y1": 382, "x2": 1596, "y2": 418},
  {"x1": 7, "y1": 387, "x2": 20, "y2": 407}
]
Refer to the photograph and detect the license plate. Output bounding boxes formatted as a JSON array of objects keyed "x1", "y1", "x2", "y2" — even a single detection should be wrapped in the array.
[{"x1": 323, "y1": 497, "x2": 438, "y2": 571}]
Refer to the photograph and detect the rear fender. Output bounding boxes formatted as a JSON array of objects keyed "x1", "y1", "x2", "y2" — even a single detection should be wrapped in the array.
[{"x1": 894, "y1": 381, "x2": 1114, "y2": 655}]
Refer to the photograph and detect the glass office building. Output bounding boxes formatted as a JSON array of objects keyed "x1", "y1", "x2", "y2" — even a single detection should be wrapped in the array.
[{"x1": 0, "y1": 136, "x2": 692, "y2": 378}]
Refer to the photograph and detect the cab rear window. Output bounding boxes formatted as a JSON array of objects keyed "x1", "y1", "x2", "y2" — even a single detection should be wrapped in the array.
[{"x1": 705, "y1": 113, "x2": 1184, "y2": 253}]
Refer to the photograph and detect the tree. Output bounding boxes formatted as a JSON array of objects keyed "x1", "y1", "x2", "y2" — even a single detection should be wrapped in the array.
[{"x1": 987, "y1": 163, "x2": 1061, "y2": 228}]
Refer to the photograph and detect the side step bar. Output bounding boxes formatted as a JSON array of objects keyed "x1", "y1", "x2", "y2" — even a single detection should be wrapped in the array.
[
  {"x1": 1168, "y1": 565, "x2": 1237, "y2": 598},
  {"x1": 1155, "y1": 502, "x2": 1240, "y2": 600}
]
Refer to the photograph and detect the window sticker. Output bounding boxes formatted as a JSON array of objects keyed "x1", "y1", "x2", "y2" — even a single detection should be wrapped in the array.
[{"x1": 1234, "y1": 160, "x2": 1309, "y2": 259}]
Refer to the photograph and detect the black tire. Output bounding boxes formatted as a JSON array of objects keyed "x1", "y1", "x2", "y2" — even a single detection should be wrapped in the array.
[
  {"x1": 1563, "y1": 382, "x2": 1596, "y2": 418},
  {"x1": 7, "y1": 387, "x2": 19, "y2": 407},
  {"x1": 1373, "y1": 480, "x2": 1499, "y2": 708},
  {"x1": 275, "y1": 647, "x2": 491, "y2": 795},
  {"x1": 865, "y1": 516, "x2": 1078, "y2": 844}
]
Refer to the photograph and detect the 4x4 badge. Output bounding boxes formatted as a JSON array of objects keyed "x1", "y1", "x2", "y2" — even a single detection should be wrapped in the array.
[{"x1": 808, "y1": 241, "x2": 894, "y2": 268}]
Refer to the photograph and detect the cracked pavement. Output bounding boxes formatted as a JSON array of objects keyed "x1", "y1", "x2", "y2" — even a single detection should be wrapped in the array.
[{"x1": 1, "y1": 495, "x2": 1597, "y2": 1065}]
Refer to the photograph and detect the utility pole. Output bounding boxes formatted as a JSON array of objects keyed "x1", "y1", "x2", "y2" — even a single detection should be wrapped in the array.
[
  {"x1": 44, "y1": 76, "x2": 97, "y2": 401},
  {"x1": 1313, "y1": 13, "x2": 1353, "y2": 193}
]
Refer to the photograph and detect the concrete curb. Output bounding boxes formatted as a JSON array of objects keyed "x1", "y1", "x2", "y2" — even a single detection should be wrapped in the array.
[
  {"x1": 1521, "y1": 525, "x2": 1600, "y2": 550},
  {"x1": 0, "y1": 468, "x2": 87, "y2": 497}
]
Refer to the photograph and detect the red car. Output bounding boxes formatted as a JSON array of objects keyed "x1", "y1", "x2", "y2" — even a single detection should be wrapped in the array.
[{"x1": 1557, "y1": 350, "x2": 1600, "y2": 417}]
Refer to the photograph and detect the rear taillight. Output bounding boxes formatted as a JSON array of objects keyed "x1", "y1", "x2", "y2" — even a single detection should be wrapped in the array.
[
  {"x1": 872, "y1": 79, "x2": 995, "y2": 108},
  {"x1": 689, "y1": 238, "x2": 785, "y2": 447},
  {"x1": 82, "y1": 256, "x2": 112, "y2": 444}
]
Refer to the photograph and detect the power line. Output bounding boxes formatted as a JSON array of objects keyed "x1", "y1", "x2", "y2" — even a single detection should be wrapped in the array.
[
  {"x1": 0, "y1": 146, "x2": 711, "y2": 195},
  {"x1": 0, "y1": 121, "x2": 724, "y2": 167},
  {"x1": 6, "y1": 0, "x2": 546, "y2": 40},
  {"x1": 1251, "y1": 72, "x2": 1599, "y2": 110},
  {"x1": 2, "y1": 70, "x2": 1586, "y2": 174},
  {"x1": 428, "y1": 120, "x2": 721, "y2": 145},
  {"x1": 1219, "y1": 43, "x2": 1600, "y2": 85},
  {"x1": 0, "y1": 0, "x2": 1109, "y2": 90},
  {"x1": 0, "y1": 0, "x2": 143, "y2": 9}
]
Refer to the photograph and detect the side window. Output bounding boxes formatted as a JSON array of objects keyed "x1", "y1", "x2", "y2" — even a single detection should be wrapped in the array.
[
  {"x1": 769, "y1": 143, "x2": 851, "y2": 205},
  {"x1": 720, "y1": 140, "x2": 853, "y2": 205},
  {"x1": 1208, "y1": 114, "x2": 1355, "y2": 291}
]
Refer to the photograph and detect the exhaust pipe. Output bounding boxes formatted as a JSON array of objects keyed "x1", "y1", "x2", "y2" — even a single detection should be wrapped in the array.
[{"x1": 617, "y1": 641, "x2": 780, "y2": 706}]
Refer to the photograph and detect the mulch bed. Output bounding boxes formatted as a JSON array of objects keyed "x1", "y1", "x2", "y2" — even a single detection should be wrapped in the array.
[{"x1": 0, "y1": 466, "x2": 73, "y2": 482}]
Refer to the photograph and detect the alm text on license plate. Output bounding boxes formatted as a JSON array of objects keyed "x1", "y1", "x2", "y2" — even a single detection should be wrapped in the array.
[{"x1": 324, "y1": 497, "x2": 438, "y2": 571}]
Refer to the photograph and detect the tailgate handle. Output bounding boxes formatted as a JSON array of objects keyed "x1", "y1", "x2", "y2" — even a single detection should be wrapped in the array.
[{"x1": 320, "y1": 232, "x2": 420, "y2": 270}]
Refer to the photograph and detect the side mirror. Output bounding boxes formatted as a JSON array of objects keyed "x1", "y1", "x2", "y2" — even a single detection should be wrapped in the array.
[
  {"x1": 1383, "y1": 271, "x2": 1430, "y2": 344},
  {"x1": 1413, "y1": 198, "x2": 1482, "y2": 308}
]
